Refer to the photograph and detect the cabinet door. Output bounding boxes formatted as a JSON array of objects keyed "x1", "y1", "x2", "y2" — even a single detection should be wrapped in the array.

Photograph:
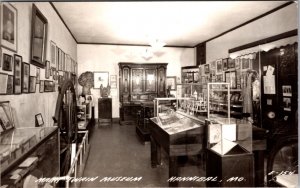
[
  {"x1": 131, "y1": 68, "x2": 144, "y2": 93},
  {"x1": 145, "y1": 69, "x2": 157, "y2": 92},
  {"x1": 122, "y1": 66, "x2": 130, "y2": 94},
  {"x1": 98, "y1": 98, "x2": 112, "y2": 119},
  {"x1": 157, "y1": 66, "x2": 166, "y2": 97}
]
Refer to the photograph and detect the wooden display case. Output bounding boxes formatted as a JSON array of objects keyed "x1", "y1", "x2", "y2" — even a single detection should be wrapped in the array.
[{"x1": 0, "y1": 126, "x2": 59, "y2": 187}]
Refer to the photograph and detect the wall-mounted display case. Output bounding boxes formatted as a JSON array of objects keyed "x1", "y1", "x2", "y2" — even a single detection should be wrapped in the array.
[{"x1": 1, "y1": 126, "x2": 59, "y2": 187}]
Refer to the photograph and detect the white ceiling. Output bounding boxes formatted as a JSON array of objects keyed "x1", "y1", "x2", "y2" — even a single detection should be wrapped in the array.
[{"x1": 53, "y1": 1, "x2": 288, "y2": 47}]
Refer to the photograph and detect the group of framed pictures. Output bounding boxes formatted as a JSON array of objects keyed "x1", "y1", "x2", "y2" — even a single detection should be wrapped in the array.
[
  {"x1": 50, "y1": 41, "x2": 77, "y2": 74},
  {"x1": 0, "y1": 51, "x2": 57, "y2": 94}
]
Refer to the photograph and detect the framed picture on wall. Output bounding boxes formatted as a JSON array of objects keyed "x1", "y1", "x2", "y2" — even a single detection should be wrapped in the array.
[
  {"x1": 45, "y1": 60, "x2": 50, "y2": 78},
  {"x1": 94, "y1": 72, "x2": 109, "y2": 89},
  {"x1": 2, "y1": 53, "x2": 12, "y2": 71},
  {"x1": 50, "y1": 41, "x2": 56, "y2": 68},
  {"x1": 22, "y1": 62, "x2": 30, "y2": 93},
  {"x1": 29, "y1": 76, "x2": 36, "y2": 93},
  {"x1": 204, "y1": 64, "x2": 210, "y2": 74},
  {"x1": 223, "y1": 58, "x2": 228, "y2": 71},
  {"x1": 36, "y1": 67, "x2": 40, "y2": 83},
  {"x1": 225, "y1": 71, "x2": 237, "y2": 89},
  {"x1": 6, "y1": 75, "x2": 13, "y2": 94},
  {"x1": 0, "y1": 73, "x2": 8, "y2": 94},
  {"x1": 216, "y1": 59, "x2": 223, "y2": 74},
  {"x1": 39, "y1": 80, "x2": 44, "y2": 93},
  {"x1": 166, "y1": 76, "x2": 176, "y2": 91},
  {"x1": 0, "y1": 101, "x2": 15, "y2": 132},
  {"x1": 35, "y1": 113, "x2": 44, "y2": 127},
  {"x1": 13, "y1": 54, "x2": 22, "y2": 94},
  {"x1": 44, "y1": 80, "x2": 54, "y2": 92},
  {"x1": 30, "y1": 4, "x2": 48, "y2": 68},
  {"x1": 0, "y1": 3, "x2": 18, "y2": 52}
]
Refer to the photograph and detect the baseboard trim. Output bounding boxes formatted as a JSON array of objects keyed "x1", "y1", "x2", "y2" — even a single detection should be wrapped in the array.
[{"x1": 112, "y1": 118, "x2": 120, "y2": 123}]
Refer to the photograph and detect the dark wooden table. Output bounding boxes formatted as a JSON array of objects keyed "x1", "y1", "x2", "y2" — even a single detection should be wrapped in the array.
[{"x1": 149, "y1": 114, "x2": 205, "y2": 187}]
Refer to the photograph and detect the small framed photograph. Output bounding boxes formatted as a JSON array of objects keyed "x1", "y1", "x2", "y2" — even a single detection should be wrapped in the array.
[
  {"x1": 2, "y1": 53, "x2": 12, "y2": 71},
  {"x1": 44, "y1": 80, "x2": 54, "y2": 92},
  {"x1": 282, "y1": 85, "x2": 292, "y2": 97},
  {"x1": 241, "y1": 58, "x2": 252, "y2": 71},
  {"x1": 223, "y1": 58, "x2": 228, "y2": 71},
  {"x1": 45, "y1": 60, "x2": 50, "y2": 79},
  {"x1": 283, "y1": 97, "x2": 291, "y2": 111},
  {"x1": 50, "y1": 41, "x2": 56, "y2": 68},
  {"x1": 210, "y1": 61, "x2": 216, "y2": 71},
  {"x1": 13, "y1": 54, "x2": 22, "y2": 94},
  {"x1": 110, "y1": 75, "x2": 117, "y2": 88},
  {"x1": 225, "y1": 71, "x2": 237, "y2": 89},
  {"x1": 29, "y1": 76, "x2": 36, "y2": 93},
  {"x1": 94, "y1": 72, "x2": 109, "y2": 89},
  {"x1": 0, "y1": 73, "x2": 8, "y2": 94},
  {"x1": 6, "y1": 75, "x2": 13, "y2": 94},
  {"x1": 166, "y1": 76, "x2": 176, "y2": 91},
  {"x1": 0, "y1": 101, "x2": 15, "y2": 132},
  {"x1": 39, "y1": 80, "x2": 44, "y2": 93},
  {"x1": 216, "y1": 59, "x2": 223, "y2": 74},
  {"x1": 35, "y1": 113, "x2": 44, "y2": 127},
  {"x1": 228, "y1": 58, "x2": 235, "y2": 69},
  {"x1": 204, "y1": 64, "x2": 210, "y2": 74},
  {"x1": 36, "y1": 67, "x2": 40, "y2": 84},
  {"x1": 22, "y1": 62, "x2": 30, "y2": 93},
  {"x1": 30, "y1": 4, "x2": 48, "y2": 68},
  {"x1": 235, "y1": 58, "x2": 240, "y2": 69},
  {"x1": 0, "y1": 3, "x2": 18, "y2": 52}
]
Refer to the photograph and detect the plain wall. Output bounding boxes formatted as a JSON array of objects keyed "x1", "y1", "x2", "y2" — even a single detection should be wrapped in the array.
[
  {"x1": 0, "y1": 2, "x2": 77, "y2": 128},
  {"x1": 206, "y1": 3, "x2": 298, "y2": 62},
  {"x1": 77, "y1": 44, "x2": 195, "y2": 118}
]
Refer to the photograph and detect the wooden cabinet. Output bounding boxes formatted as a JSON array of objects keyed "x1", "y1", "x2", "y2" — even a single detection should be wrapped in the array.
[
  {"x1": 98, "y1": 98, "x2": 112, "y2": 125},
  {"x1": 119, "y1": 63, "x2": 168, "y2": 124}
]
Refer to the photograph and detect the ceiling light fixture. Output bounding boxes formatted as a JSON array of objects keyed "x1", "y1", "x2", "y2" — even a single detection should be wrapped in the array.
[
  {"x1": 142, "y1": 48, "x2": 153, "y2": 60},
  {"x1": 150, "y1": 39, "x2": 166, "y2": 52}
]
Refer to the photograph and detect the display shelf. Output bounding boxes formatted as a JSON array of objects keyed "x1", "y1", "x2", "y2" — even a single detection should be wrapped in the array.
[{"x1": 1, "y1": 126, "x2": 59, "y2": 187}]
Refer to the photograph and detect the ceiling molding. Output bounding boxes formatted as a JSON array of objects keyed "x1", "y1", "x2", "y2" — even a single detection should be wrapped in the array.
[
  {"x1": 228, "y1": 29, "x2": 298, "y2": 53},
  {"x1": 195, "y1": 1, "x2": 294, "y2": 47},
  {"x1": 50, "y1": 2, "x2": 78, "y2": 43},
  {"x1": 77, "y1": 42, "x2": 194, "y2": 48}
]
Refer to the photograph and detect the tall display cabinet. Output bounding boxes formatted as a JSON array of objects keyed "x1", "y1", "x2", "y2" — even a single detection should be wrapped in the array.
[
  {"x1": 119, "y1": 63, "x2": 168, "y2": 125},
  {"x1": 260, "y1": 43, "x2": 298, "y2": 148}
]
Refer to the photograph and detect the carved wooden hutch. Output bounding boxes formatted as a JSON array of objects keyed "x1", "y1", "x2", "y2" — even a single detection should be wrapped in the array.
[{"x1": 118, "y1": 63, "x2": 168, "y2": 125}]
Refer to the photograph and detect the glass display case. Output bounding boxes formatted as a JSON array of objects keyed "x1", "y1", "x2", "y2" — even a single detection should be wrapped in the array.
[
  {"x1": 0, "y1": 126, "x2": 59, "y2": 187},
  {"x1": 206, "y1": 118, "x2": 252, "y2": 155}
]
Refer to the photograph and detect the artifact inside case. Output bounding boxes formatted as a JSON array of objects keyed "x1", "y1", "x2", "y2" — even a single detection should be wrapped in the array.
[
  {"x1": 151, "y1": 109, "x2": 201, "y2": 135},
  {"x1": 206, "y1": 117, "x2": 252, "y2": 155}
]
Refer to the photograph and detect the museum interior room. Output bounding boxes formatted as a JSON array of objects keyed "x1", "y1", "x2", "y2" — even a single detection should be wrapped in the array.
[{"x1": 0, "y1": 1, "x2": 298, "y2": 188}]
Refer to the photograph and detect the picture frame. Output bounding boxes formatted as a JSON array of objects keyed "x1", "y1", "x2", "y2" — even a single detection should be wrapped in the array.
[
  {"x1": 44, "y1": 80, "x2": 54, "y2": 92},
  {"x1": 29, "y1": 76, "x2": 36, "y2": 93},
  {"x1": 166, "y1": 76, "x2": 176, "y2": 91},
  {"x1": 223, "y1": 58, "x2": 228, "y2": 71},
  {"x1": 225, "y1": 71, "x2": 237, "y2": 89},
  {"x1": 6, "y1": 74, "x2": 13, "y2": 94},
  {"x1": 110, "y1": 75, "x2": 117, "y2": 88},
  {"x1": 228, "y1": 58, "x2": 235, "y2": 69},
  {"x1": 0, "y1": 72, "x2": 8, "y2": 94},
  {"x1": 0, "y1": 3, "x2": 17, "y2": 52},
  {"x1": 204, "y1": 64, "x2": 210, "y2": 74},
  {"x1": 94, "y1": 71, "x2": 109, "y2": 89},
  {"x1": 235, "y1": 58, "x2": 240, "y2": 69},
  {"x1": 216, "y1": 59, "x2": 223, "y2": 74},
  {"x1": 45, "y1": 60, "x2": 50, "y2": 79},
  {"x1": 61, "y1": 50, "x2": 65, "y2": 71},
  {"x1": 282, "y1": 85, "x2": 292, "y2": 97},
  {"x1": 0, "y1": 101, "x2": 15, "y2": 132},
  {"x1": 39, "y1": 80, "x2": 44, "y2": 93},
  {"x1": 241, "y1": 58, "x2": 252, "y2": 71},
  {"x1": 50, "y1": 41, "x2": 56, "y2": 68},
  {"x1": 2, "y1": 53, "x2": 12, "y2": 71},
  {"x1": 35, "y1": 113, "x2": 44, "y2": 127},
  {"x1": 22, "y1": 62, "x2": 30, "y2": 93},
  {"x1": 13, "y1": 54, "x2": 22, "y2": 94},
  {"x1": 283, "y1": 97, "x2": 291, "y2": 111},
  {"x1": 30, "y1": 4, "x2": 48, "y2": 68},
  {"x1": 57, "y1": 47, "x2": 62, "y2": 71},
  {"x1": 36, "y1": 67, "x2": 40, "y2": 83}
]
